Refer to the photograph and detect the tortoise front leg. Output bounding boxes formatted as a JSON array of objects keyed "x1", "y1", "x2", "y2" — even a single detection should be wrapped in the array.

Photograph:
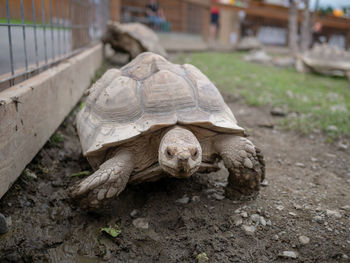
[
  {"x1": 70, "y1": 149, "x2": 134, "y2": 209},
  {"x1": 214, "y1": 135, "x2": 265, "y2": 200}
]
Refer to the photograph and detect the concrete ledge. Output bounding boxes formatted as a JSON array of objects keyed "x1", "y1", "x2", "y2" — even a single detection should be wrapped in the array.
[{"x1": 0, "y1": 44, "x2": 103, "y2": 199}]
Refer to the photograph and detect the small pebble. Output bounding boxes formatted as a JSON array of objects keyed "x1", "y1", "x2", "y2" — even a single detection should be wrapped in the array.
[
  {"x1": 272, "y1": 234, "x2": 279, "y2": 241},
  {"x1": 132, "y1": 218, "x2": 149, "y2": 230},
  {"x1": 289, "y1": 212, "x2": 297, "y2": 216},
  {"x1": 327, "y1": 125, "x2": 338, "y2": 132},
  {"x1": 326, "y1": 209, "x2": 342, "y2": 219},
  {"x1": 241, "y1": 212, "x2": 248, "y2": 218},
  {"x1": 338, "y1": 142, "x2": 348, "y2": 151},
  {"x1": 315, "y1": 206, "x2": 323, "y2": 212},
  {"x1": 294, "y1": 204, "x2": 303, "y2": 210},
  {"x1": 0, "y1": 213, "x2": 8, "y2": 234},
  {"x1": 295, "y1": 162, "x2": 305, "y2": 168},
  {"x1": 276, "y1": 205, "x2": 284, "y2": 211},
  {"x1": 212, "y1": 193, "x2": 225, "y2": 201},
  {"x1": 234, "y1": 217, "x2": 243, "y2": 226},
  {"x1": 130, "y1": 209, "x2": 139, "y2": 218},
  {"x1": 259, "y1": 216, "x2": 267, "y2": 226},
  {"x1": 234, "y1": 208, "x2": 241, "y2": 214},
  {"x1": 299, "y1": 235, "x2": 310, "y2": 245},
  {"x1": 281, "y1": 251, "x2": 298, "y2": 259},
  {"x1": 313, "y1": 215, "x2": 323, "y2": 223},
  {"x1": 266, "y1": 220, "x2": 272, "y2": 226},
  {"x1": 251, "y1": 214, "x2": 260, "y2": 223},
  {"x1": 175, "y1": 195, "x2": 190, "y2": 204},
  {"x1": 261, "y1": 180, "x2": 269, "y2": 186},
  {"x1": 191, "y1": 195, "x2": 200, "y2": 202},
  {"x1": 270, "y1": 107, "x2": 286, "y2": 116},
  {"x1": 242, "y1": 225, "x2": 256, "y2": 235},
  {"x1": 340, "y1": 205, "x2": 350, "y2": 211}
]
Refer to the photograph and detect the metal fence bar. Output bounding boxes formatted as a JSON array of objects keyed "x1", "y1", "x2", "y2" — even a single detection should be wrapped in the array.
[
  {"x1": 63, "y1": 0, "x2": 67, "y2": 54},
  {"x1": 57, "y1": 0, "x2": 61, "y2": 57},
  {"x1": 20, "y1": 0, "x2": 28, "y2": 72},
  {"x1": 41, "y1": 0, "x2": 48, "y2": 65},
  {"x1": 92, "y1": 1, "x2": 96, "y2": 40},
  {"x1": 6, "y1": 0, "x2": 14, "y2": 76},
  {"x1": 32, "y1": 0, "x2": 39, "y2": 67},
  {"x1": 50, "y1": 0, "x2": 55, "y2": 60},
  {"x1": 0, "y1": 0, "x2": 108, "y2": 90}
]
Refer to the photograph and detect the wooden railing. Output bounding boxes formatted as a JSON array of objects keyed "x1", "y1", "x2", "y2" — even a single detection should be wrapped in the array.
[{"x1": 213, "y1": 0, "x2": 350, "y2": 47}]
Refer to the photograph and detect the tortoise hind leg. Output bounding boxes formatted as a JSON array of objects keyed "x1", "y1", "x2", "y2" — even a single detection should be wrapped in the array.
[
  {"x1": 70, "y1": 149, "x2": 134, "y2": 209},
  {"x1": 214, "y1": 135, "x2": 265, "y2": 200}
]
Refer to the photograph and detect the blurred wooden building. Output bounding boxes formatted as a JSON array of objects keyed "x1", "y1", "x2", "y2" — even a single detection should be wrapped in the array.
[
  {"x1": 110, "y1": 0, "x2": 211, "y2": 39},
  {"x1": 215, "y1": 0, "x2": 350, "y2": 48}
]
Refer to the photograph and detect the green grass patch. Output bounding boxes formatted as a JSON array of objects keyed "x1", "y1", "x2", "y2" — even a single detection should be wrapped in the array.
[
  {"x1": 0, "y1": 18, "x2": 69, "y2": 30},
  {"x1": 49, "y1": 132, "x2": 64, "y2": 147},
  {"x1": 0, "y1": 18, "x2": 33, "y2": 25},
  {"x1": 175, "y1": 52, "x2": 350, "y2": 137},
  {"x1": 71, "y1": 171, "x2": 90, "y2": 177}
]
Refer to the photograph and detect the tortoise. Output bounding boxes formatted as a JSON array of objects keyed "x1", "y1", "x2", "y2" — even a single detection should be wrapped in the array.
[
  {"x1": 70, "y1": 52, "x2": 265, "y2": 209},
  {"x1": 101, "y1": 21, "x2": 167, "y2": 60},
  {"x1": 296, "y1": 43, "x2": 350, "y2": 80},
  {"x1": 236, "y1": 36, "x2": 262, "y2": 51}
]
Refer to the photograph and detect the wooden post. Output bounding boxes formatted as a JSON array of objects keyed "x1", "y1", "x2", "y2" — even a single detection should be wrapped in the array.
[
  {"x1": 346, "y1": 30, "x2": 350, "y2": 49},
  {"x1": 218, "y1": 8, "x2": 240, "y2": 46},
  {"x1": 201, "y1": 5, "x2": 210, "y2": 40},
  {"x1": 110, "y1": 0, "x2": 121, "y2": 22}
]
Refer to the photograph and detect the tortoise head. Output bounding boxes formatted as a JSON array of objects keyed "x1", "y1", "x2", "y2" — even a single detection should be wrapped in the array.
[{"x1": 159, "y1": 126, "x2": 202, "y2": 178}]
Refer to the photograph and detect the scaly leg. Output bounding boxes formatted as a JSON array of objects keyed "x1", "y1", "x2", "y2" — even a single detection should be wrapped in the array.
[
  {"x1": 70, "y1": 149, "x2": 134, "y2": 209},
  {"x1": 214, "y1": 135, "x2": 265, "y2": 200}
]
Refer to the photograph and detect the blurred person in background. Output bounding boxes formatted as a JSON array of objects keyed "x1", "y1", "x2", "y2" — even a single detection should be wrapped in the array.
[
  {"x1": 146, "y1": 0, "x2": 167, "y2": 30},
  {"x1": 312, "y1": 21, "x2": 323, "y2": 44},
  {"x1": 210, "y1": 2, "x2": 220, "y2": 41}
]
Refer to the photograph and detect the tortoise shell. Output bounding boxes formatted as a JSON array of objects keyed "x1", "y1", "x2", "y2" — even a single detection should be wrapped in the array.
[
  {"x1": 103, "y1": 22, "x2": 167, "y2": 58},
  {"x1": 301, "y1": 44, "x2": 350, "y2": 72},
  {"x1": 77, "y1": 52, "x2": 244, "y2": 159}
]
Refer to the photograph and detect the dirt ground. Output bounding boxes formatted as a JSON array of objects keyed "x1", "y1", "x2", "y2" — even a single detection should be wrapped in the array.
[{"x1": 0, "y1": 93, "x2": 349, "y2": 262}]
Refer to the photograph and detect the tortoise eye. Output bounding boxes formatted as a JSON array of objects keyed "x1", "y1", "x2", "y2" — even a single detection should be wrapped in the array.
[
  {"x1": 192, "y1": 149, "x2": 199, "y2": 159},
  {"x1": 166, "y1": 147, "x2": 174, "y2": 158}
]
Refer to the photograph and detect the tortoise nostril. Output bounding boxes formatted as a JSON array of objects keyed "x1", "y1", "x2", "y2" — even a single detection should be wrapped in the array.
[
  {"x1": 178, "y1": 152, "x2": 190, "y2": 161},
  {"x1": 178, "y1": 156, "x2": 189, "y2": 161}
]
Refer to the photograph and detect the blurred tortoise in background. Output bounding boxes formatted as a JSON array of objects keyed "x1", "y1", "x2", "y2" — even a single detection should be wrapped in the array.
[
  {"x1": 70, "y1": 52, "x2": 265, "y2": 209},
  {"x1": 296, "y1": 44, "x2": 350, "y2": 80},
  {"x1": 101, "y1": 21, "x2": 167, "y2": 60},
  {"x1": 236, "y1": 36, "x2": 262, "y2": 51}
]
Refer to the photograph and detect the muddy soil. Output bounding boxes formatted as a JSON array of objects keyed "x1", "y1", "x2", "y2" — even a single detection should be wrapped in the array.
[{"x1": 0, "y1": 94, "x2": 350, "y2": 262}]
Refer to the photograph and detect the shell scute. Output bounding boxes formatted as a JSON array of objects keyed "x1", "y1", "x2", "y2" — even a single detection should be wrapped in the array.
[{"x1": 142, "y1": 69, "x2": 196, "y2": 113}]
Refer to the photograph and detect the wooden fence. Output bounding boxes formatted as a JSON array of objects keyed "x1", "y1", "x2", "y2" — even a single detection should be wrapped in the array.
[{"x1": 119, "y1": 0, "x2": 210, "y2": 39}]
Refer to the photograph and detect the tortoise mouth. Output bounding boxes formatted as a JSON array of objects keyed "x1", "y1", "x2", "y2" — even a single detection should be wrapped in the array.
[{"x1": 162, "y1": 164, "x2": 199, "y2": 178}]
